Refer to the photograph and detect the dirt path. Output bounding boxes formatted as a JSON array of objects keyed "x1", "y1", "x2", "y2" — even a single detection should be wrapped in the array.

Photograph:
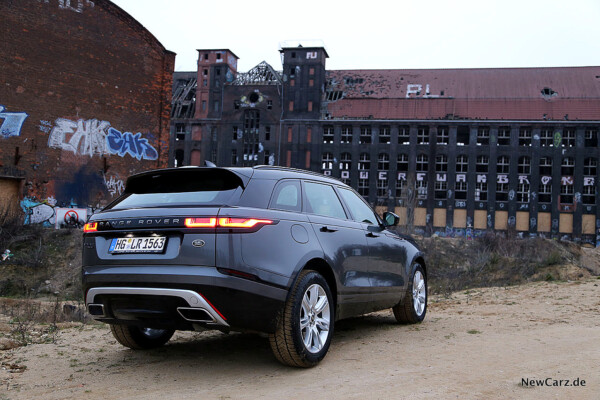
[{"x1": 2, "y1": 279, "x2": 599, "y2": 400}]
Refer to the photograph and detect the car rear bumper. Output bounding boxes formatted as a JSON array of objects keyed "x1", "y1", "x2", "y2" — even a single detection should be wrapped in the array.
[{"x1": 82, "y1": 265, "x2": 288, "y2": 333}]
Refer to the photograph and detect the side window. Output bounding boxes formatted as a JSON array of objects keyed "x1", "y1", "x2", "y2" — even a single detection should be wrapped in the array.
[
  {"x1": 304, "y1": 181, "x2": 347, "y2": 220},
  {"x1": 270, "y1": 180, "x2": 301, "y2": 212},
  {"x1": 338, "y1": 188, "x2": 378, "y2": 225}
]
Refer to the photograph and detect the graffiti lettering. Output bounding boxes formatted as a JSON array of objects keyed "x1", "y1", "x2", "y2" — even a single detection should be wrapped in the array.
[
  {"x1": 497, "y1": 174, "x2": 508, "y2": 184},
  {"x1": 456, "y1": 174, "x2": 466, "y2": 183},
  {"x1": 477, "y1": 174, "x2": 487, "y2": 183},
  {"x1": 48, "y1": 118, "x2": 109, "y2": 156},
  {"x1": 37, "y1": 0, "x2": 95, "y2": 13},
  {"x1": 378, "y1": 171, "x2": 387, "y2": 180},
  {"x1": 359, "y1": 171, "x2": 369, "y2": 179},
  {"x1": 508, "y1": 190, "x2": 515, "y2": 201},
  {"x1": 106, "y1": 128, "x2": 158, "y2": 160},
  {"x1": 518, "y1": 175, "x2": 530, "y2": 184},
  {"x1": 530, "y1": 218, "x2": 537, "y2": 228},
  {"x1": 541, "y1": 176, "x2": 552, "y2": 185},
  {"x1": 103, "y1": 174, "x2": 125, "y2": 197},
  {"x1": 0, "y1": 105, "x2": 29, "y2": 138},
  {"x1": 341, "y1": 171, "x2": 350, "y2": 179},
  {"x1": 436, "y1": 173, "x2": 447, "y2": 182},
  {"x1": 398, "y1": 172, "x2": 406, "y2": 181},
  {"x1": 416, "y1": 173, "x2": 426, "y2": 181},
  {"x1": 561, "y1": 176, "x2": 574, "y2": 185},
  {"x1": 508, "y1": 216, "x2": 516, "y2": 226},
  {"x1": 455, "y1": 200, "x2": 466, "y2": 208},
  {"x1": 584, "y1": 177, "x2": 595, "y2": 186}
]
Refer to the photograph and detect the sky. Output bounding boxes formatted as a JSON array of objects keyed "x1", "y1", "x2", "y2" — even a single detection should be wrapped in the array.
[{"x1": 111, "y1": 0, "x2": 600, "y2": 73}]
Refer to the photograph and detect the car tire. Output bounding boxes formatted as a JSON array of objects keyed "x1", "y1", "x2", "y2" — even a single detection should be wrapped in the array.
[
  {"x1": 393, "y1": 263, "x2": 427, "y2": 324},
  {"x1": 269, "y1": 270, "x2": 334, "y2": 367},
  {"x1": 109, "y1": 325, "x2": 175, "y2": 350}
]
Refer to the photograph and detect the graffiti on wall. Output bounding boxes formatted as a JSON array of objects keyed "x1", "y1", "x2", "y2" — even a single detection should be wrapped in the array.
[
  {"x1": 37, "y1": 0, "x2": 95, "y2": 13},
  {"x1": 46, "y1": 118, "x2": 158, "y2": 160},
  {"x1": 0, "y1": 105, "x2": 29, "y2": 138},
  {"x1": 20, "y1": 197, "x2": 57, "y2": 226},
  {"x1": 103, "y1": 174, "x2": 125, "y2": 197},
  {"x1": 106, "y1": 128, "x2": 159, "y2": 160}
]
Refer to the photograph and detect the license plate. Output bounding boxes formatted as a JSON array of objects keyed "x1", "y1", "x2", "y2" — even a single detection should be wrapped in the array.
[{"x1": 109, "y1": 237, "x2": 167, "y2": 254}]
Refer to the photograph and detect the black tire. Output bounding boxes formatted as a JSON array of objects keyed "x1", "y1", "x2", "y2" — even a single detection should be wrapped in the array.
[
  {"x1": 109, "y1": 325, "x2": 175, "y2": 350},
  {"x1": 269, "y1": 270, "x2": 334, "y2": 367},
  {"x1": 393, "y1": 263, "x2": 427, "y2": 324}
]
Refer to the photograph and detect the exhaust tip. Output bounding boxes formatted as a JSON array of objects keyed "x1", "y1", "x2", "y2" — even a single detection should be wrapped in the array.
[
  {"x1": 88, "y1": 304, "x2": 105, "y2": 317},
  {"x1": 177, "y1": 307, "x2": 215, "y2": 323}
]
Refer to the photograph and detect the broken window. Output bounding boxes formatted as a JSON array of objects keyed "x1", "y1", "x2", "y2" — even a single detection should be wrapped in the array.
[
  {"x1": 175, "y1": 123, "x2": 187, "y2": 141},
  {"x1": 216, "y1": 53, "x2": 222, "y2": 60},
  {"x1": 585, "y1": 128, "x2": 598, "y2": 147},
  {"x1": 417, "y1": 126, "x2": 429, "y2": 144},
  {"x1": 518, "y1": 156, "x2": 531, "y2": 175},
  {"x1": 323, "y1": 126, "x2": 334, "y2": 143},
  {"x1": 539, "y1": 182, "x2": 552, "y2": 204},
  {"x1": 519, "y1": 127, "x2": 532, "y2": 146},
  {"x1": 496, "y1": 181, "x2": 509, "y2": 201},
  {"x1": 497, "y1": 156, "x2": 510, "y2": 174},
  {"x1": 398, "y1": 125, "x2": 410, "y2": 145},
  {"x1": 322, "y1": 152, "x2": 334, "y2": 171},
  {"x1": 340, "y1": 153, "x2": 352, "y2": 185},
  {"x1": 377, "y1": 154, "x2": 389, "y2": 197},
  {"x1": 455, "y1": 181, "x2": 467, "y2": 200},
  {"x1": 436, "y1": 155, "x2": 448, "y2": 172},
  {"x1": 541, "y1": 87, "x2": 557, "y2": 97},
  {"x1": 456, "y1": 155, "x2": 468, "y2": 173},
  {"x1": 539, "y1": 157, "x2": 552, "y2": 176},
  {"x1": 325, "y1": 91, "x2": 344, "y2": 101},
  {"x1": 583, "y1": 185, "x2": 595, "y2": 205},
  {"x1": 477, "y1": 127, "x2": 490, "y2": 145},
  {"x1": 341, "y1": 126, "x2": 352, "y2": 144},
  {"x1": 435, "y1": 181, "x2": 447, "y2": 200},
  {"x1": 517, "y1": 181, "x2": 530, "y2": 203},
  {"x1": 416, "y1": 154, "x2": 428, "y2": 172},
  {"x1": 475, "y1": 181, "x2": 488, "y2": 201},
  {"x1": 358, "y1": 153, "x2": 370, "y2": 170},
  {"x1": 437, "y1": 126, "x2": 449, "y2": 144},
  {"x1": 397, "y1": 154, "x2": 408, "y2": 172},
  {"x1": 561, "y1": 157, "x2": 574, "y2": 176},
  {"x1": 498, "y1": 127, "x2": 511, "y2": 146},
  {"x1": 562, "y1": 128, "x2": 576, "y2": 147},
  {"x1": 379, "y1": 126, "x2": 391, "y2": 144},
  {"x1": 476, "y1": 155, "x2": 489, "y2": 173},
  {"x1": 416, "y1": 181, "x2": 428, "y2": 200},
  {"x1": 360, "y1": 126, "x2": 372, "y2": 144},
  {"x1": 584, "y1": 157, "x2": 597, "y2": 176},
  {"x1": 560, "y1": 182, "x2": 574, "y2": 204},
  {"x1": 457, "y1": 126, "x2": 470, "y2": 146},
  {"x1": 540, "y1": 129, "x2": 553, "y2": 146}
]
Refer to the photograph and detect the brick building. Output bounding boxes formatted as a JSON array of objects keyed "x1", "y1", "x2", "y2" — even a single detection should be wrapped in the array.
[
  {"x1": 171, "y1": 45, "x2": 600, "y2": 244},
  {"x1": 0, "y1": 0, "x2": 174, "y2": 224}
]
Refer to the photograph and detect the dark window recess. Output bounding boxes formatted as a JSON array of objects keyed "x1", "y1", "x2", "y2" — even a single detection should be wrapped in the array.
[
  {"x1": 585, "y1": 129, "x2": 598, "y2": 147},
  {"x1": 417, "y1": 126, "x2": 429, "y2": 144},
  {"x1": 203, "y1": 69, "x2": 208, "y2": 76},
  {"x1": 323, "y1": 126, "x2": 334, "y2": 144},
  {"x1": 232, "y1": 126, "x2": 239, "y2": 141},
  {"x1": 234, "y1": 101, "x2": 240, "y2": 110},
  {"x1": 519, "y1": 127, "x2": 532, "y2": 146},
  {"x1": 204, "y1": 53, "x2": 209, "y2": 60},
  {"x1": 541, "y1": 87, "x2": 557, "y2": 97},
  {"x1": 216, "y1": 68, "x2": 221, "y2": 76},
  {"x1": 477, "y1": 127, "x2": 490, "y2": 145},
  {"x1": 379, "y1": 126, "x2": 391, "y2": 144},
  {"x1": 539, "y1": 157, "x2": 552, "y2": 176},
  {"x1": 290, "y1": 67, "x2": 296, "y2": 77},
  {"x1": 291, "y1": 52, "x2": 296, "y2": 58},
  {"x1": 326, "y1": 91, "x2": 344, "y2": 101},
  {"x1": 216, "y1": 53, "x2": 222, "y2": 60},
  {"x1": 175, "y1": 123, "x2": 186, "y2": 141},
  {"x1": 267, "y1": 100, "x2": 273, "y2": 110},
  {"x1": 360, "y1": 126, "x2": 372, "y2": 144},
  {"x1": 248, "y1": 92, "x2": 259, "y2": 103},
  {"x1": 498, "y1": 127, "x2": 511, "y2": 145},
  {"x1": 398, "y1": 126, "x2": 410, "y2": 144},
  {"x1": 265, "y1": 126, "x2": 271, "y2": 141},
  {"x1": 174, "y1": 149, "x2": 184, "y2": 167},
  {"x1": 457, "y1": 126, "x2": 470, "y2": 145},
  {"x1": 231, "y1": 149, "x2": 237, "y2": 165},
  {"x1": 561, "y1": 158, "x2": 574, "y2": 176}
]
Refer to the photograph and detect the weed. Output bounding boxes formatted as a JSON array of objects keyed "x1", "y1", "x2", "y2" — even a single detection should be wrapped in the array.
[{"x1": 467, "y1": 330, "x2": 481, "y2": 334}]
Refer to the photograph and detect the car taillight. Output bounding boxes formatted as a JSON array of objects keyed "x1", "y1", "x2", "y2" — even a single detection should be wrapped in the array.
[
  {"x1": 185, "y1": 217, "x2": 217, "y2": 228},
  {"x1": 218, "y1": 218, "x2": 273, "y2": 228},
  {"x1": 83, "y1": 222, "x2": 98, "y2": 233}
]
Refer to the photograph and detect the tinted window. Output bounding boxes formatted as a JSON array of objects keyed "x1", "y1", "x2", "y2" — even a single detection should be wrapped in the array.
[
  {"x1": 270, "y1": 180, "x2": 301, "y2": 212},
  {"x1": 108, "y1": 169, "x2": 243, "y2": 210},
  {"x1": 338, "y1": 188, "x2": 378, "y2": 225},
  {"x1": 304, "y1": 182, "x2": 346, "y2": 220}
]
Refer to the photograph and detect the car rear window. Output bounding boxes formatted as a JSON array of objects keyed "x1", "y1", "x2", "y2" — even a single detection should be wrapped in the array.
[{"x1": 107, "y1": 169, "x2": 244, "y2": 210}]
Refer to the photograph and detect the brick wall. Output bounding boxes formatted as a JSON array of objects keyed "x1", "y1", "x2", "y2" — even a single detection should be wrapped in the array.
[{"x1": 0, "y1": 0, "x2": 174, "y2": 219}]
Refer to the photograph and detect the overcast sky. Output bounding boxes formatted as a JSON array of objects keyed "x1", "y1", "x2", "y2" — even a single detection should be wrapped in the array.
[{"x1": 111, "y1": 0, "x2": 600, "y2": 73}]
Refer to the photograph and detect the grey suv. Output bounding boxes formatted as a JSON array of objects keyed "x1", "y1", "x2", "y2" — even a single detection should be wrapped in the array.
[{"x1": 83, "y1": 166, "x2": 427, "y2": 367}]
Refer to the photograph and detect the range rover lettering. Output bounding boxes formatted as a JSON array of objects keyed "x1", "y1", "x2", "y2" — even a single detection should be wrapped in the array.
[{"x1": 82, "y1": 166, "x2": 427, "y2": 367}]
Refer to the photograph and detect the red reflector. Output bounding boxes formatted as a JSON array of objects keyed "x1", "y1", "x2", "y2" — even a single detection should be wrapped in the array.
[
  {"x1": 185, "y1": 217, "x2": 217, "y2": 228},
  {"x1": 218, "y1": 218, "x2": 273, "y2": 228},
  {"x1": 83, "y1": 222, "x2": 98, "y2": 233}
]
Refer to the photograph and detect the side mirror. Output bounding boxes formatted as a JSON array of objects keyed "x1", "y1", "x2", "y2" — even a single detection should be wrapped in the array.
[{"x1": 382, "y1": 211, "x2": 400, "y2": 227}]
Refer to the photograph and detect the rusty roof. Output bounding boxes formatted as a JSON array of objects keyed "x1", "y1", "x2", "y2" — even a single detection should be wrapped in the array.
[{"x1": 325, "y1": 66, "x2": 600, "y2": 120}]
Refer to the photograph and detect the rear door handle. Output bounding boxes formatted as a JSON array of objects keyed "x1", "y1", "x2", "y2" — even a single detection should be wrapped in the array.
[
  {"x1": 320, "y1": 226, "x2": 338, "y2": 233},
  {"x1": 366, "y1": 232, "x2": 379, "y2": 238}
]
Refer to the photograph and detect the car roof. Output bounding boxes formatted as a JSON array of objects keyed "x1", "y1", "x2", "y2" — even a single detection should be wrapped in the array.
[{"x1": 127, "y1": 166, "x2": 350, "y2": 187}]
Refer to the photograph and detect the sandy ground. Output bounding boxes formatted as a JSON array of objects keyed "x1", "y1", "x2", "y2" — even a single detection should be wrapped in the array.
[{"x1": 1, "y1": 278, "x2": 599, "y2": 400}]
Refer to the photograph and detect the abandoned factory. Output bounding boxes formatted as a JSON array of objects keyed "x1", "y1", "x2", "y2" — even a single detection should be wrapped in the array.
[{"x1": 170, "y1": 44, "x2": 600, "y2": 244}]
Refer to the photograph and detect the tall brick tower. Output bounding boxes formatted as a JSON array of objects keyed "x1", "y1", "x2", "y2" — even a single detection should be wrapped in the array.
[{"x1": 280, "y1": 44, "x2": 328, "y2": 120}]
